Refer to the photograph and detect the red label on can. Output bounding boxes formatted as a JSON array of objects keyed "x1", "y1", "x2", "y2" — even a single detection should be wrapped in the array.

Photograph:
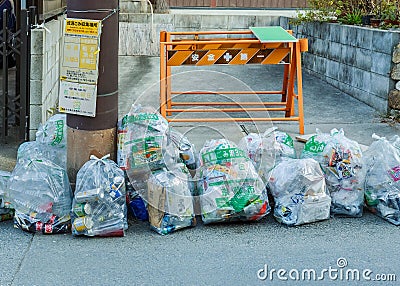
[
  {"x1": 36, "y1": 221, "x2": 43, "y2": 232},
  {"x1": 44, "y1": 224, "x2": 53, "y2": 234}
]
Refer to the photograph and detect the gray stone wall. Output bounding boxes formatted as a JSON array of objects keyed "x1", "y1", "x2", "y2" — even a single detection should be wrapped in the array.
[
  {"x1": 119, "y1": 13, "x2": 280, "y2": 56},
  {"x1": 280, "y1": 18, "x2": 400, "y2": 114},
  {"x1": 30, "y1": 16, "x2": 64, "y2": 139}
]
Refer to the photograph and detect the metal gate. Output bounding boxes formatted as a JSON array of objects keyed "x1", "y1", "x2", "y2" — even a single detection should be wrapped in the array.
[{"x1": 0, "y1": 3, "x2": 36, "y2": 142}]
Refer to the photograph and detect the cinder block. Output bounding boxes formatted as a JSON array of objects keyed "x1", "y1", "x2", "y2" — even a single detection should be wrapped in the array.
[
  {"x1": 201, "y1": 15, "x2": 228, "y2": 29},
  {"x1": 329, "y1": 23, "x2": 341, "y2": 43},
  {"x1": 153, "y1": 13, "x2": 174, "y2": 25},
  {"x1": 31, "y1": 29, "x2": 44, "y2": 55},
  {"x1": 30, "y1": 55, "x2": 43, "y2": 80},
  {"x1": 228, "y1": 15, "x2": 256, "y2": 30},
  {"x1": 371, "y1": 52, "x2": 392, "y2": 76},
  {"x1": 328, "y1": 42, "x2": 342, "y2": 61},
  {"x1": 355, "y1": 48, "x2": 372, "y2": 71},
  {"x1": 29, "y1": 129, "x2": 38, "y2": 141},
  {"x1": 340, "y1": 25, "x2": 357, "y2": 46},
  {"x1": 352, "y1": 67, "x2": 371, "y2": 92},
  {"x1": 29, "y1": 104, "x2": 43, "y2": 130},
  {"x1": 119, "y1": 22, "x2": 128, "y2": 56},
  {"x1": 341, "y1": 45, "x2": 356, "y2": 66},
  {"x1": 173, "y1": 14, "x2": 201, "y2": 29},
  {"x1": 255, "y1": 16, "x2": 280, "y2": 27},
  {"x1": 128, "y1": 13, "x2": 150, "y2": 24},
  {"x1": 327, "y1": 60, "x2": 340, "y2": 79},
  {"x1": 372, "y1": 30, "x2": 400, "y2": 54},
  {"x1": 30, "y1": 80, "x2": 43, "y2": 105},
  {"x1": 355, "y1": 27, "x2": 373, "y2": 50},
  {"x1": 338, "y1": 63, "x2": 353, "y2": 85},
  {"x1": 370, "y1": 73, "x2": 391, "y2": 98}
]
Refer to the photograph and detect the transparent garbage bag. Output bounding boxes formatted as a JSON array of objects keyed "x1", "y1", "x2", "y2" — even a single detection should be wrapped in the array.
[
  {"x1": 363, "y1": 134, "x2": 400, "y2": 225},
  {"x1": 268, "y1": 158, "x2": 331, "y2": 226},
  {"x1": 300, "y1": 128, "x2": 364, "y2": 217},
  {"x1": 71, "y1": 155, "x2": 128, "y2": 237},
  {"x1": 16, "y1": 114, "x2": 67, "y2": 169},
  {"x1": 238, "y1": 127, "x2": 296, "y2": 182},
  {"x1": 198, "y1": 139, "x2": 270, "y2": 224},
  {"x1": 147, "y1": 163, "x2": 196, "y2": 235},
  {"x1": 0, "y1": 170, "x2": 14, "y2": 221},
  {"x1": 124, "y1": 105, "x2": 178, "y2": 195},
  {"x1": 7, "y1": 159, "x2": 72, "y2": 234},
  {"x1": 17, "y1": 141, "x2": 66, "y2": 169}
]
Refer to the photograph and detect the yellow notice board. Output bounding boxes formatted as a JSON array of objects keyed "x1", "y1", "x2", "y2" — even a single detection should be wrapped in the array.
[{"x1": 59, "y1": 18, "x2": 102, "y2": 117}]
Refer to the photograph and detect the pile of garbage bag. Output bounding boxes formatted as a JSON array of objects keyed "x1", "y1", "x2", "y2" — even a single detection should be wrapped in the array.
[
  {"x1": 121, "y1": 105, "x2": 197, "y2": 234},
  {"x1": 198, "y1": 139, "x2": 270, "y2": 224},
  {"x1": 17, "y1": 114, "x2": 67, "y2": 169},
  {"x1": 301, "y1": 128, "x2": 364, "y2": 217},
  {"x1": 147, "y1": 164, "x2": 196, "y2": 235},
  {"x1": 363, "y1": 135, "x2": 400, "y2": 225},
  {"x1": 7, "y1": 158, "x2": 72, "y2": 234},
  {"x1": 268, "y1": 158, "x2": 331, "y2": 226},
  {"x1": 71, "y1": 155, "x2": 128, "y2": 237},
  {"x1": 238, "y1": 127, "x2": 296, "y2": 182},
  {"x1": 0, "y1": 171, "x2": 14, "y2": 221}
]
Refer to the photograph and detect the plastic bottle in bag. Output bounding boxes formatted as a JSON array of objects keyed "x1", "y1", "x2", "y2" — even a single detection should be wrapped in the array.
[
  {"x1": 7, "y1": 158, "x2": 72, "y2": 233},
  {"x1": 71, "y1": 155, "x2": 128, "y2": 237},
  {"x1": 300, "y1": 128, "x2": 364, "y2": 217}
]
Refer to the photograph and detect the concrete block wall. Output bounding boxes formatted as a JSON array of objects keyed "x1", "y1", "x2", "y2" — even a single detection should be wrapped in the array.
[
  {"x1": 119, "y1": 13, "x2": 280, "y2": 56},
  {"x1": 30, "y1": 16, "x2": 64, "y2": 140},
  {"x1": 280, "y1": 17, "x2": 400, "y2": 114}
]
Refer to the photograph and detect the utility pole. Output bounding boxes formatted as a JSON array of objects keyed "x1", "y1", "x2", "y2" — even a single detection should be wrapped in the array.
[{"x1": 66, "y1": 0, "x2": 119, "y2": 188}]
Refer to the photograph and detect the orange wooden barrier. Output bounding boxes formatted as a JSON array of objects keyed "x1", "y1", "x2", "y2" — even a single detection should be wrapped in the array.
[{"x1": 159, "y1": 29, "x2": 308, "y2": 134}]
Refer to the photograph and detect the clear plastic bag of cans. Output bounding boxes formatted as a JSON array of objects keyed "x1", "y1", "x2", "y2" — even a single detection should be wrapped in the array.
[
  {"x1": 198, "y1": 139, "x2": 270, "y2": 224},
  {"x1": 71, "y1": 155, "x2": 128, "y2": 237},
  {"x1": 362, "y1": 134, "x2": 400, "y2": 225},
  {"x1": 147, "y1": 163, "x2": 196, "y2": 235},
  {"x1": 124, "y1": 105, "x2": 178, "y2": 194},
  {"x1": 7, "y1": 159, "x2": 72, "y2": 234},
  {"x1": 17, "y1": 114, "x2": 67, "y2": 169},
  {"x1": 300, "y1": 128, "x2": 364, "y2": 217},
  {"x1": 268, "y1": 158, "x2": 331, "y2": 226},
  {"x1": 0, "y1": 170, "x2": 14, "y2": 222},
  {"x1": 238, "y1": 127, "x2": 296, "y2": 182}
]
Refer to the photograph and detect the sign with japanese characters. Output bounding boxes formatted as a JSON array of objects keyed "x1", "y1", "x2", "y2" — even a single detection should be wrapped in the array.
[{"x1": 59, "y1": 18, "x2": 102, "y2": 117}]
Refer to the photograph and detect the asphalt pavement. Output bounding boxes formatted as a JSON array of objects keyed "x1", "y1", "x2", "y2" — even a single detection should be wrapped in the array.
[{"x1": 1, "y1": 56, "x2": 400, "y2": 286}]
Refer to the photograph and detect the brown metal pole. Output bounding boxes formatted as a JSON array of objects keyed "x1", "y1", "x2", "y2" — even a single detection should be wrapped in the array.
[{"x1": 66, "y1": 0, "x2": 119, "y2": 189}]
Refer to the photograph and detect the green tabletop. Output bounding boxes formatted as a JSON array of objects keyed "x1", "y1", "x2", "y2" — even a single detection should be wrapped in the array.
[{"x1": 250, "y1": 26, "x2": 297, "y2": 43}]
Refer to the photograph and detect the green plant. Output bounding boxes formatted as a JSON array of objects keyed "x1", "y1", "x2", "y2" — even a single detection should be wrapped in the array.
[{"x1": 338, "y1": 9, "x2": 363, "y2": 24}]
